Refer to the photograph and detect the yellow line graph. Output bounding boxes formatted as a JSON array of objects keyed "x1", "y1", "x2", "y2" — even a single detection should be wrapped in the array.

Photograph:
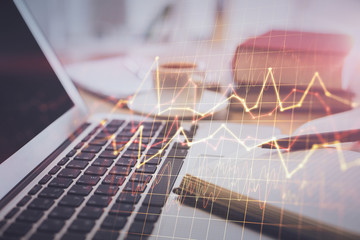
[
  {"x1": 238, "y1": 69, "x2": 355, "y2": 112},
  {"x1": 103, "y1": 56, "x2": 359, "y2": 178},
  {"x1": 126, "y1": 57, "x2": 355, "y2": 118},
  {"x1": 119, "y1": 124, "x2": 360, "y2": 178}
]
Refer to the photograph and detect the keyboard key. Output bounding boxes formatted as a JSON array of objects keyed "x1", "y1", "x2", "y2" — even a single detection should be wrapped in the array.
[
  {"x1": 167, "y1": 146, "x2": 188, "y2": 159},
  {"x1": 135, "y1": 164, "x2": 157, "y2": 174},
  {"x1": 143, "y1": 157, "x2": 183, "y2": 207},
  {"x1": 49, "y1": 207, "x2": 75, "y2": 220},
  {"x1": 5, "y1": 208, "x2": 19, "y2": 219},
  {"x1": 4, "y1": 222, "x2": 32, "y2": 237},
  {"x1": 93, "y1": 230, "x2": 119, "y2": 240},
  {"x1": 28, "y1": 185, "x2": 42, "y2": 195},
  {"x1": 57, "y1": 157, "x2": 70, "y2": 166},
  {"x1": 69, "y1": 219, "x2": 95, "y2": 233},
  {"x1": 74, "y1": 142, "x2": 85, "y2": 149},
  {"x1": 58, "y1": 169, "x2": 81, "y2": 179},
  {"x1": 135, "y1": 212, "x2": 160, "y2": 223},
  {"x1": 59, "y1": 195, "x2": 84, "y2": 208},
  {"x1": 141, "y1": 156, "x2": 162, "y2": 165},
  {"x1": 102, "y1": 126, "x2": 119, "y2": 134},
  {"x1": 141, "y1": 131, "x2": 157, "y2": 137},
  {"x1": 116, "y1": 192, "x2": 141, "y2": 204},
  {"x1": 66, "y1": 160, "x2": 88, "y2": 169},
  {"x1": 87, "y1": 195, "x2": 112, "y2": 208},
  {"x1": 101, "y1": 215, "x2": 127, "y2": 230},
  {"x1": 123, "y1": 182, "x2": 147, "y2": 193},
  {"x1": 17, "y1": 209, "x2": 43, "y2": 222},
  {"x1": 61, "y1": 233, "x2": 86, "y2": 240},
  {"x1": 99, "y1": 150, "x2": 119, "y2": 159},
  {"x1": 29, "y1": 232, "x2": 54, "y2": 240},
  {"x1": 89, "y1": 139, "x2": 108, "y2": 146},
  {"x1": 120, "y1": 131, "x2": 137, "y2": 138},
  {"x1": 39, "y1": 175, "x2": 52, "y2": 185},
  {"x1": 74, "y1": 152, "x2": 96, "y2": 161},
  {"x1": 66, "y1": 149, "x2": 77, "y2": 157},
  {"x1": 105, "y1": 143, "x2": 126, "y2": 152},
  {"x1": 89, "y1": 124, "x2": 102, "y2": 134},
  {"x1": 49, "y1": 165, "x2": 61, "y2": 175},
  {"x1": 142, "y1": 121, "x2": 161, "y2": 128},
  {"x1": 78, "y1": 206, "x2": 103, "y2": 219},
  {"x1": 77, "y1": 175, "x2": 100, "y2": 186},
  {"x1": 48, "y1": 177, "x2": 73, "y2": 188},
  {"x1": 115, "y1": 136, "x2": 132, "y2": 142},
  {"x1": 95, "y1": 185, "x2": 119, "y2": 196},
  {"x1": 94, "y1": 133, "x2": 111, "y2": 140},
  {"x1": 128, "y1": 221, "x2": 154, "y2": 236},
  {"x1": 115, "y1": 157, "x2": 137, "y2": 167},
  {"x1": 102, "y1": 175, "x2": 125, "y2": 186},
  {"x1": 124, "y1": 121, "x2": 140, "y2": 128},
  {"x1": 38, "y1": 219, "x2": 65, "y2": 233},
  {"x1": 109, "y1": 203, "x2": 134, "y2": 216},
  {"x1": 136, "y1": 137, "x2": 152, "y2": 144},
  {"x1": 130, "y1": 173, "x2": 152, "y2": 183},
  {"x1": 109, "y1": 166, "x2": 132, "y2": 176},
  {"x1": 135, "y1": 206, "x2": 162, "y2": 222},
  {"x1": 173, "y1": 141, "x2": 190, "y2": 149},
  {"x1": 82, "y1": 145, "x2": 102, "y2": 153},
  {"x1": 17, "y1": 195, "x2": 31, "y2": 207},
  {"x1": 107, "y1": 119, "x2": 125, "y2": 127},
  {"x1": 68, "y1": 185, "x2": 93, "y2": 196},
  {"x1": 85, "y1": 166, "x2": 107, "y2": 176},
  {"x1": 39, "y1": 187, "x2": 64, "y2": 199},
  {"x1": 127, "y1": 144, "x2": 146, "y2": 151},
  {"x1": 122, "y1": 150, "x2": 141, "y2": 158},
  {"x1": 142, "y1": 128, "x2": 160, "y2": 135},
  {"x1": 145, "y1": 148, "x2": 164, "y2": 156},
  {"x1": 92, "y1": 158, "x2": 113, "y2": 167},
  {"x1": 28, "y1": 198, "x2": 54, "y2": 210},
  {"x1": 150, "y1": 141, "x2": 168, "y2": 150},
  {"x1": 81, "y1": 134, "x2": 92, "y2": 142}
]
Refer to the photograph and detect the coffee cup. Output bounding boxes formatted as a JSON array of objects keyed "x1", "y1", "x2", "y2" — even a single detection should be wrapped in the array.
[{"x1": 152, "y1": 62, "x2": 205, "y2": 108}]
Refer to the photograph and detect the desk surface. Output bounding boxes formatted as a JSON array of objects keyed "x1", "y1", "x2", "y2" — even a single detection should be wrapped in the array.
[{"x1": 78, "y1": 87, "x2": 326, "y2": 136}]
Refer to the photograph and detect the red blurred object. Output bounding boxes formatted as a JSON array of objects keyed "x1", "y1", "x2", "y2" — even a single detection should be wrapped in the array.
[{"x1": 232, "y1": 30, "x2": 353, "y2": 90}]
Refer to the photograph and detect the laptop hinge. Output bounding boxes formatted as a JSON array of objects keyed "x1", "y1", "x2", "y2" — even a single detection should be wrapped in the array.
[{"x1": 0, "y1": 123, "x2": 90, "y2": 210}]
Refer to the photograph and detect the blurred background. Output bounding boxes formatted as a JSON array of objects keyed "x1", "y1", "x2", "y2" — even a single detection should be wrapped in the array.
[{"x1": 25, "y1": 0, "x2": 360, "y2": 98}]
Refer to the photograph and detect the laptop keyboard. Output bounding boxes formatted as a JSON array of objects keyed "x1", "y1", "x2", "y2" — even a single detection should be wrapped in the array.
[{"x1": 0, "y1": 119, "x2": 196, "y2": 240}]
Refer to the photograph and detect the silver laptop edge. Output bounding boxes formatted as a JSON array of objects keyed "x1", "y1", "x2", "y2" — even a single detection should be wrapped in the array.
[{"x1": 0, "y1": 0, "x2": 88, "y2": 201}]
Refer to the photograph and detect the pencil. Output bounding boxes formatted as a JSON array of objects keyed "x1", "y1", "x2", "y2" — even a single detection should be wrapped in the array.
[
  {"x1": 174, "y1": 174, "x2": 360, "y2": 240},
  {"x1": 260, "y1": 129, "x2": 360, "y2": 151}
]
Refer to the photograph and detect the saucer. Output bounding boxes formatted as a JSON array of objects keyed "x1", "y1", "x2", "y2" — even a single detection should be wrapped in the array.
[{"x1": 127, "y1": 90, "x2": 229, "y2": 119}]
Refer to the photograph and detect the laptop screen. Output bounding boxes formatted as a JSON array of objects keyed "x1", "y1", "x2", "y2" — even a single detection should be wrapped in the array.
[{"x1": 0, "y1": 1, "x2": 74, "y2": 164}]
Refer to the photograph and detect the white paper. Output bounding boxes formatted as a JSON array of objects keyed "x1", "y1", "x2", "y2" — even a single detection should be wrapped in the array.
[
  {"x1": 293, "y1": 107, "x2": 360, "y2": 135},
  {"x1": 187, "y1": 145, "x2": 360, "y2": 235},
  {"x1": 65, "y1": 55, "x2": 153, "y2": 99}
]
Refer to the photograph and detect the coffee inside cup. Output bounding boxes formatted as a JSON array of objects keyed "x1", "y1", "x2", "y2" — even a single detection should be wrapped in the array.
[
  {"x1": 160, "y1": 62, "x2": 197, "y2": 69},
  {"x1": 153, "y1": 62, "x2": 205, "y2": 108}
]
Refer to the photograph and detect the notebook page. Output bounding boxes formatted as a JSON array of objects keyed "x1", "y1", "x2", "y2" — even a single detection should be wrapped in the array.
[
  {"x1": 293, "y1": 107, "x2": 360, "y2": 135},
  {"x1": 187, "y1": 147, "x2": 360, "y2": 235}
]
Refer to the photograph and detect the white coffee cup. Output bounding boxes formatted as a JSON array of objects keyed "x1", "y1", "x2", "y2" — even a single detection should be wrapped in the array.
[{"x1": 152, "y1": 62, "x2": 205, "y2": 108}]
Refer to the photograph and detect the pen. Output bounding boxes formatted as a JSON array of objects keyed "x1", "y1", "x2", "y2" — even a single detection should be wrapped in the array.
[
  {"x1": 174, "y1": 174, "x2": 359, "y2": 240},
  {"x1": 260, "y1": 129, "x2": 360, "y2": 151}
]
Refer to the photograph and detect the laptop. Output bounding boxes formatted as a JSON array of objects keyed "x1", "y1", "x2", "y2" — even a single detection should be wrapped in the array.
[{"x1": 0, "y1": 1, "x2": 280, "y2": 239}]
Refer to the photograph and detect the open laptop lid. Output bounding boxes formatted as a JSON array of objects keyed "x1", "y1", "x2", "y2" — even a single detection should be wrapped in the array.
[{"x1": 0, "y1": 0, "x2": 88, "y2": 200}]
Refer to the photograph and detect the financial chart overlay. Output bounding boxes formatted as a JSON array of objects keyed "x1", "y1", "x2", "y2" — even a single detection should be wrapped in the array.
[
  {"x1": 1, "y1": 1, "x2": 359, "y2": 240},
  {"x1": 85, "y1": 40, "x2": 360, "y2": 240}
]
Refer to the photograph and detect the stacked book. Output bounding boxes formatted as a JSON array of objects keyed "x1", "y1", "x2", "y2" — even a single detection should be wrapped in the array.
[{"x1": 231, "y1": 30, "x2": 354, "y2": 113}]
